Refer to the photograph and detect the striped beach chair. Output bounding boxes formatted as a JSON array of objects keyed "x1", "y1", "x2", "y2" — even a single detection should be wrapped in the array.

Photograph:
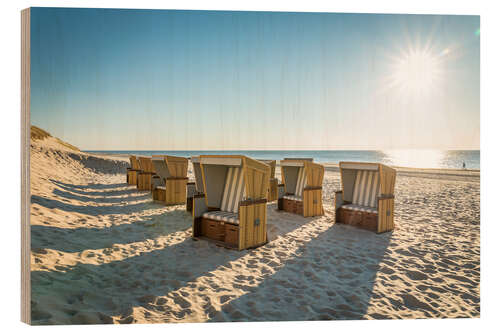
[
  {"x1": 151, "y1": 155, "x2": 189, "y2": 205},
  {"x1": 335, "y1": 162, "x2": 396, "y2": 233},
  {"x1": 278, "y1": 158, "x2": 324, "y2": 217},
  {"x1": 192, "y1": 155, "x2": 270, "y2": 250}
]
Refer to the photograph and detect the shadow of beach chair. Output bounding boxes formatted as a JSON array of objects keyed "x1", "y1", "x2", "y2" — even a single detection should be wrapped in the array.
[
  {"x1": 335, "y1": 162, "x2": 396, "y2": 233},
  {"x1": 278, "y1": 158, "x2": 324, "y2": 217},
  {"x1": 258, "y1": 159, "x2": 279, "y2": 202},
  {"x1": 192, "y1": 155, "x2": 270, "y2": 250},
  {"x1": 151, "y1": 155, "x2": 189, "y2": 205},
  {"x1": 137, "y1": 156, "x2": 156, "y2": 191},
  {"x1": 126, "y1": 155, "x2": 141, "y2": 185},
  {"x1": 186, "y1": 156, "x2": 204, "y2": 212}
]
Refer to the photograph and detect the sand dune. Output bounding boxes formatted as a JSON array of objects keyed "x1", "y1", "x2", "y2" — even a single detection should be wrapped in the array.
[{"x1": 29, "y1": 136, "x2": 480, "y2": 324}]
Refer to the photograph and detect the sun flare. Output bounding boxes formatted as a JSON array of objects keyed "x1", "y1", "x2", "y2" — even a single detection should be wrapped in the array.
[{"x1": 385, "y1": 47, "x2": 445, "y2": 99}]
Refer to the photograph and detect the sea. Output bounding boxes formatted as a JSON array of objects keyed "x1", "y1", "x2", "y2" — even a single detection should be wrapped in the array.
[{"x1": 85, "y1": 150, "x2": 480, "y2": 170}]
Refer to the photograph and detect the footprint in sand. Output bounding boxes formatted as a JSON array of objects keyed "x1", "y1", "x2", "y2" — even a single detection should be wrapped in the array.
[
  {"x1": 406, "y1": 270, "x2": 428, "y2": 281},
  {"x1": 173, "y1": 295, "x2": 191, "y2": 309},
  {"x1": 400, "y1": 294, "x2": 434, "y2": 312}
]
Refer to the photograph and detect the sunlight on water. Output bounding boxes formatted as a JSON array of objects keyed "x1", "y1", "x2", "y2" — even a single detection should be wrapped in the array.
[
  {"x1": 87, "y1": 149, "x2": 479, "y2": 170},
  {"x1": 381, "y1": 149, "x2": 478, "y2": 169},
  {"x1": 382, "y1": 149, "x2": 445, "y2": 169}
]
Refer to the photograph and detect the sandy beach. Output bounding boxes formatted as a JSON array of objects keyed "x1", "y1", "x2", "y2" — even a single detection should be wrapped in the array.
[{"x1": 29, "y1": 135, "x2": 480, "y2": 324}]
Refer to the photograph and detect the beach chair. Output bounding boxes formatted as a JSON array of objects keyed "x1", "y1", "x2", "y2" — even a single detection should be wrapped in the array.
[
  {"x1": 126, "y1": 155, "x2": 141, "y2": 185},
  {"x1": 186, "y1": 156, "x2": 204, "y2": 212},
  {"x1": 258, "y1": 160, "x2": 279, "y2": 202},
  {"x1": 192, "y1": 155, "x2": 270, "y2": 250},
  {"x1": 278, "y1": 158, "x2": 324, "y2": 217},
  {"x1": 335, "y1": 162, "x2": 396, "y2": 233},
  {"x1": 151, "y1": 155, "x2": 189, "y2": 205},
  {"x1": 137, "y1": 156, "x2": 156, "y2": 191}
]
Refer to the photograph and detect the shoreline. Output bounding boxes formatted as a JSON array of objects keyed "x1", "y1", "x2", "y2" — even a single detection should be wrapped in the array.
[{"x1": 87, "y1": 151, "x2": 480, "y2": 180}]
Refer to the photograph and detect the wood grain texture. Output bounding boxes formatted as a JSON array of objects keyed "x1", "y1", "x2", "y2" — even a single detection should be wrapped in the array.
[
  {"x1": 268, "y1": 178, "x2": 279, "y2": 202},
  {"x1": 377, "y1": 197, "x2": 395, "y2": 233},
  {"x1": 239, "y1": 202, "x2": 267, "y2": 250},
  {"x1": 126, "y1": 170, "x2": 138, "y2": 185},
  {"x1": 21, "y1": 7, "x2": 31, "y2": 324},
  {"x1": 137, "y1": 172, "x2": 154, "y2": 191},
  {"x1": 165, "y1": 178, "x2": 188, "y2": 205}
]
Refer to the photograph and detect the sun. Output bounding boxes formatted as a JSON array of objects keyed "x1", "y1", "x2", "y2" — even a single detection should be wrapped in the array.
[{"x1": 384, "y1": 46, "x2": 445, "y2": 99}]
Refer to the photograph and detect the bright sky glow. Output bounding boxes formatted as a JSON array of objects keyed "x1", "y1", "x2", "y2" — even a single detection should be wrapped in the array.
[
  {"x1": 30, "y1": 9, "x2": 480, "y2": 150},
  {"x1": 387, "y1": 48, "x2": 443, "y2": 98}
]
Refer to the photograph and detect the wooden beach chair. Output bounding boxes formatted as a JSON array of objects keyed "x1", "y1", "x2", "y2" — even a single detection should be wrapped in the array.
[
  {"x1": 126, "y1": 155, "x2": 141, "y2": 185},
  {"x1": 186, "y1": 156, "x2": 204, "y2": 212},
  {"x1": 192, "y1": 155, "x2": 270, "y2": 250},
  {"x1": 151, "y1": 155, "x2": 189, "y2": 205},
  {"x1": 258, "y1": 159, "x2": 279, "y2": 202},
  {"x1": 137, "y1": 156, "x2": 156, "y2": 191},
  {"x1": 335, "y1": 162, "x2": 396, "y2": 233},
  {"x1": 278, "y1": 158, "x2": 324, "y2": 217}
]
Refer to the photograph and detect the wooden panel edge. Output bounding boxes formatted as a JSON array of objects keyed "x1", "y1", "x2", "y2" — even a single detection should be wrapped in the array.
[{"x1": 21, "y1": 7, "x2": 31, "y2": 325}]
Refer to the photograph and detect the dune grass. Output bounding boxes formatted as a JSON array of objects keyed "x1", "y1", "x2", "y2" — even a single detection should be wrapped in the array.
[{"x1": 31, "y1": 125, "x2": 80, "y2": 151}]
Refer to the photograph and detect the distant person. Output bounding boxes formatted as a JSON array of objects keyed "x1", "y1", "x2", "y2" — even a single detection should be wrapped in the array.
[{"x1": 463, "y1": 161, "x2": 466, "y2": 169}]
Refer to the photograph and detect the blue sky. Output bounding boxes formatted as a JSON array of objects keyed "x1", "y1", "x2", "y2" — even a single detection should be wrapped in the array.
[{"x1": 30, "y1": 8, "x2": 479, "y2": 150}]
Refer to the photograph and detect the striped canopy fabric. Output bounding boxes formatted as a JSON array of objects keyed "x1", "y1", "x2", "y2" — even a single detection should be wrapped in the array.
[
  {"x1": 220, "y1": 167, "x2": 246, "y2": 213},
  {"x1": 295, "y1": 167, "x2": 307, "y2": 197},
  {"x1": 352, "y1": 170, "x2": 380, "y2": 208}
]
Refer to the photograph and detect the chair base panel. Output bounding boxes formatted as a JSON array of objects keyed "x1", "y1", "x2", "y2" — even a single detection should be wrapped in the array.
[
  {"x1": 280, "y1": 196, "x2": 323, "y2": 217},
  {"x1": 196, "y1": 217, "x2": 239, "y2": 248},
  {"x1": 192, "y1": 216, "x2": 267, "y2": 250},
  {"x1": 336, "y1": 207, "x2": 384, "y2": 233},
  {"x1": 152, "y1": 187, "x2": 186, "y2": 206},
  {"x1": 152, "y1": 188, "x2": 166, "y2": 202},
  {"x1": 282, "y1": 198, "x2": 304, "y2": 215}
]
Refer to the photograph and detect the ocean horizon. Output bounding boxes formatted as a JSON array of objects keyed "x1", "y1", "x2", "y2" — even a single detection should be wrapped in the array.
[{"x1": 84, "y1": 149, "x2": 480, "y2": 170}]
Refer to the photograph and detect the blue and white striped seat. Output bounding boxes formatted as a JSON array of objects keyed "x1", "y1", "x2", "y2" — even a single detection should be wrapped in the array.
[
  {"x1": 342, "y1": 170, "x2": 380, "y2": 213},
  {"x1": 283, "y1": 195, "x2": 302, "y2": 201},
  {"x1": 341, "y1": 204, "x2": 378, "y2": 214},
  {"x1": 202, "y1": 211, "x2": 239, "y2": 224},
  {"x1": 203, "y1": 167, "x2": 246, "y2": 225}
]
